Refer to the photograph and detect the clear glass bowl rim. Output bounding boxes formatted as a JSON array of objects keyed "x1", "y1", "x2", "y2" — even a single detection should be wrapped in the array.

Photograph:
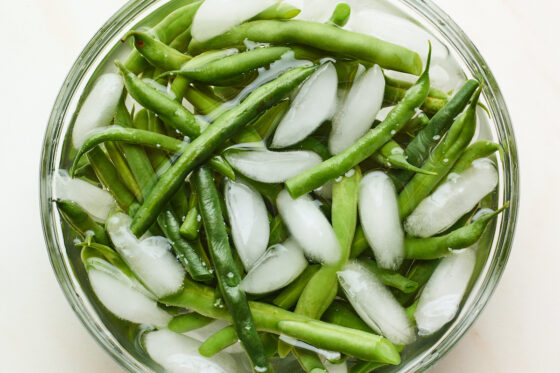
[{"x1": 39, "y1": 0, "x2": 520, "y2": 372}]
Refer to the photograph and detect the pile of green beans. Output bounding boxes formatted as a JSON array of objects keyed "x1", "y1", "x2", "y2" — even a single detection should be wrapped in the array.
[{"x1": 56, "y1": 2, "x2": 511, "y2": 372}]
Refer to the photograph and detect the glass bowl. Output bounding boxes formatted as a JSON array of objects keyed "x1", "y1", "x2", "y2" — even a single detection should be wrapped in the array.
[{"x1": 40, "y1": 0, "x2": 519, "y2": 371}]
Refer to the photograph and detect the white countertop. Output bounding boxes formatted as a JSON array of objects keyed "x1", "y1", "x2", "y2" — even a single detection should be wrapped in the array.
[{"x1": 0, "y1": 0, "x2": 558, "y2": 371}]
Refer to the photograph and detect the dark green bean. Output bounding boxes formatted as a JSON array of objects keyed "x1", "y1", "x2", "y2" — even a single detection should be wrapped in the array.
[
  {"x1": 168, "y1": 312, "x2": 214, "y2": 333},
  {"x1": 398, "y1": 87, "x2": 481, "y2": 218},
  {"x1": 193, "y1": 166, "x2": 271, "y2": 372},
  {"x1": 400, "y1": 80, "x2": 480, "y2": 176},
  {"x1": 328, "y1": 3, "x2": 351, "y2": 27},
  {"x1": 158, "y1": 208, "x2": 214, "y2": 281},
  {"x1": 199, "y1": 325, "x2": 238, "y2": 357},
  {"x1": 130, "y1": 65, "x2": 317, "y2": 236},
  {"x1": 405, "y1": 203, "x2": 509, "y2": 259},
  {"x1": 285, "y1": 48, "x2": 432, "y2": 198},
  {"x1": 188, "y1": 20, "x2": 422, "y2": 75},
  {"x1": 56, "y1": 200, "x2": 109, "y2": 245}
]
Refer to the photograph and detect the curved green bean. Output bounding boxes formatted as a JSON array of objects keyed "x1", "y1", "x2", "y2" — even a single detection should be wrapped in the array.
[
  {"x1": 124, "y1": 1, "x2": 202, "y2": 74},
  {"x1": 188, "y1": 20, "x2": 422, "y2": 75},
  {"x1": 405, "y1": 203, "x2": 509, "y2": 259},
  {"x1": 124, "y1": 30, "x2": 191, "y2": 71},
  {"x1": 286, "y1": 47, "x2": 432, "y2": 198},
  {"x1": 448, "y1": 140, "x2": 502, "y2": 175},
  {"x1": 394, "y1": 260, "x2": 440, "y2": 306},
  {"x1": 117, "y1": 61, "x2": 205, "y2": 138}
]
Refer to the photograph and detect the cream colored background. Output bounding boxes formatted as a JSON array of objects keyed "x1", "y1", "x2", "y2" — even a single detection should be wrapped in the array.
[{"x1": 0, "y1": 0, "x2": 558, "y2": 372}]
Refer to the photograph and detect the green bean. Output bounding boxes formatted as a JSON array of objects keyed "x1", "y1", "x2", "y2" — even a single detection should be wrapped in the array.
[
  {"x1": 72, "y1": 162, "x2": 98, "y2": 183},
  {"x1": 183, "y1": 84, "x2": 223, "y2": 114},
  {"x1": 78, "y1": 241, "x2": 137, "y2": 282},
  {"x1": 393, "y1": 260, "x2": 438, "y2": 306},
  {"x1": 405, "y1": 203, "x2": 509, "y2": 259},
  {"x1": 169, "y1": 47, "x2": 292, "y2": 85},
  {"x1": 328, "y1": 3, "x2": 351, "y2": 27},
  {"x1": 87, "y1": 146, "x2": 138, "y2": 212},
  {"x1": 359, "y1": 258, "x2": 418, "y2": 294},
  {"x1": 168, "y1": 312, "x2": 214, "y2": 333},
  {"x1": 253, "y1": 101, "x2": 290, "y2": 139},
  {"x1": 405, "y1": 299, "x2": 419, "y2": 323},
  {"x1": 398, "y1": 86, "x2": 481, "y2": 218},
  {"x1": 112, "y1": 93, "x2": 157, "y2": 200},
  {"x1": 349, "y1": 226, "x2": 368, "y2": 259},
  {"x1": 273, "y1": 265, "x2": 321, "y2": 309},
  {"x1": 193, "y1": 166, "x2": 271, "y2": 371},
  {"x1": 179, "y1": 193, "x2": 201, "y2": 240},
  {"x1": 104, "y1": 141, "x2": 143, "y2": 200},
  {"x1": 158, "y1": 208, "x2": 214, "y2": 281},
  {"x1": 400, "y1": 111, "x2": 430, "y2": 136},
  {"x1": 131, "y1": 65, "x2": 317, "y2": 236},
  {"x1": 199, "y1": 325, "x2": 238, "y2": 357},
  {"x1": 56, "y1": 200, "x2": 109, "y2": 245},
  {"x1": 448, "y1": 140, "x2": 502, "y2": 175},
  {"x1": 168, "y1": 26, "x2": 192, "y2": 53},
  {"x1": 124, "y1": 30, "x2": 191, "y2": 71},
  {"x1": 291, "y1": 137, "x2": 331, "y2": 161},
  {"x1": 374, "y1": 140, "x2": 437, "y2": 175},
  {"x1": 117, "y1": 61, "x2": 205, "y2": 138},
  {"x1": 384, "y1": 75, "x2": 448, "y2": 100},
  {"x1": 350, "y1": 361, "x2": 386, "y2": 373},
  {"x1": 403, "y1": 80, "x2": 480, "y2": 169},
  {"x1": 253, "y1": 2, "x2": 301, "y2": 20},
  {"x1": 268, "y1": 214, "x2": 290, "y2": 246},
  {"x1": 124, "y1": 1, "x2": 202, "y2": 74},
  {"x1": 384, "y1": 85, "x2": 446, "y2": 116},
  {"x1": 285, "y1": 48, "x2": 431, "y2": 198},
  {"x1": 188, "y1": 20, "x2": 422, "y2": 75},
  {"x1": 294, "y1": 167, "x2": 361, "y2": 320},
  {"x1": 293, "y1": 348, "x2": 327, "y2": 372},
  {"x1": 322, "y1": 300, "x2": 372, "y2": 333}
]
